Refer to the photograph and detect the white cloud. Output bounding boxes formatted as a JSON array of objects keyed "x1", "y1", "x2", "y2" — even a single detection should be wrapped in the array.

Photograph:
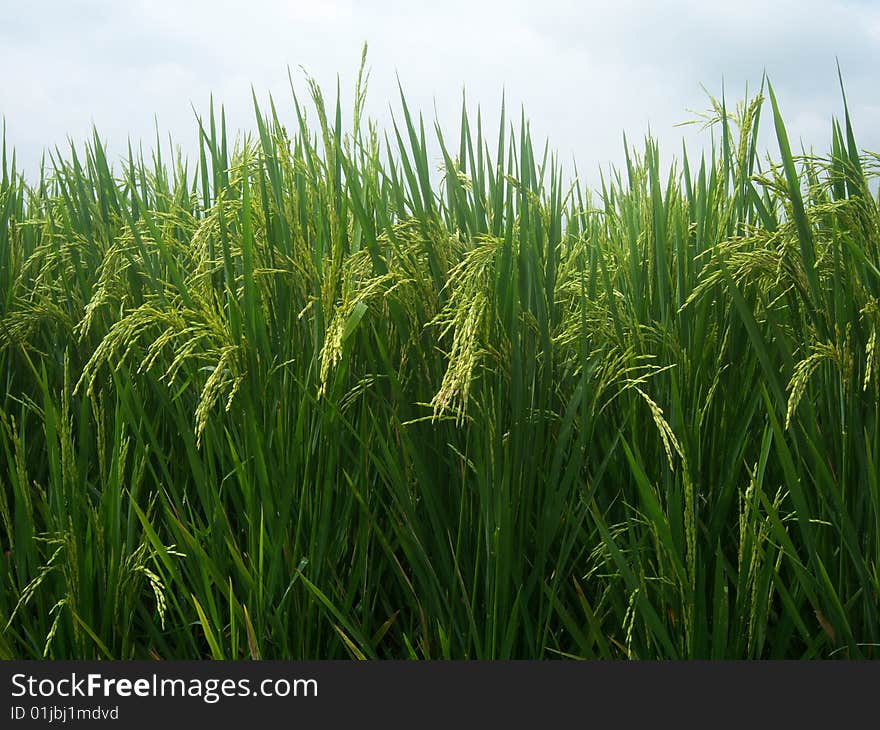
[{"x1": 2, "y1": 0, "x2": 878, "y2": 185}]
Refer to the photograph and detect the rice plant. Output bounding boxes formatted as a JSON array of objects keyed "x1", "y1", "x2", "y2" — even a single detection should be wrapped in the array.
[{"x1": 1, "y1": 53, "x2": 878, "y2": 659}]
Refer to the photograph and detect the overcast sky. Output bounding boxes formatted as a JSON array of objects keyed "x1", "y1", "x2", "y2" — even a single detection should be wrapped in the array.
[{"x1": 2, "y1": 0, "x2": 879, "y2": 186}]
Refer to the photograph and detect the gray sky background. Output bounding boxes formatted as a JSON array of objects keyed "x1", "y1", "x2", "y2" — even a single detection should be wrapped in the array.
[{"x1": 2, "y1": 0, "x2": 879, "y2": 186}]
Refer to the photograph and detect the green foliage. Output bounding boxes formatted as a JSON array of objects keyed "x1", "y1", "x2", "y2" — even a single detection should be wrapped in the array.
[{"x1": 1, "y1": 56, "x2": 878, "y2": 659}]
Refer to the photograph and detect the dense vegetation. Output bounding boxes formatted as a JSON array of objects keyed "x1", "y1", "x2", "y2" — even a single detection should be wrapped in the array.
[{"x1": 1, "y1": 58, "x2": 878, "y2": 659}]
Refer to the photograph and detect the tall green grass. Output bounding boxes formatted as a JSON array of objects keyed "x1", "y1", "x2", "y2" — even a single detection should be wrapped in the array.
[{"x1": 1, "y1": 55, "x2": 878, "y2": 659}]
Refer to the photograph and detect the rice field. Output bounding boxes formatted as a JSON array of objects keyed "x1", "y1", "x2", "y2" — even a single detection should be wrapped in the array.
[{"x1": 1, "y1": 57, "x2": 878, "y2": 659}]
